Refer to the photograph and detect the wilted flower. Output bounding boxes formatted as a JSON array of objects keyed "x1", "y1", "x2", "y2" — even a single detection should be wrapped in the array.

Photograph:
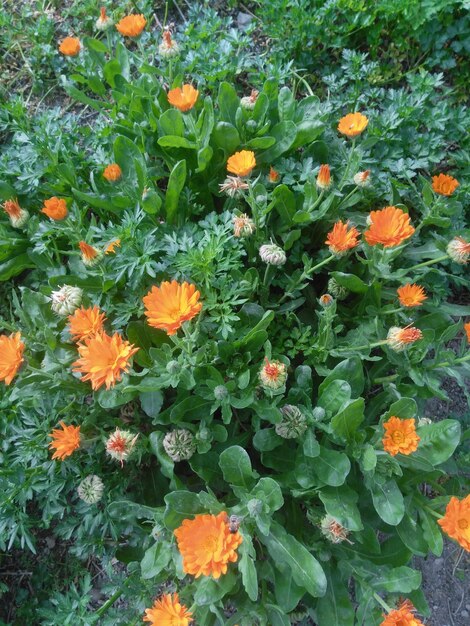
[
  {"x1": 337, "y1": 112, "x2": 369, "y2": 137},
  {"x1": 259, "y1": 358, "x2": 287, "y2": 390},
  {"x1": 77, "y1": 475, "x2": 104, "y2": 504},
  {"x1": 143, "y1": 281, "x2": 202, "y2": 335},
  {"x1": 158, "y1": 29, "x2": 180, "y2": 58},
  {"x1": 316, "y1": 164, "x2": 332, "y2": 190},
  {"x1": 233, "y1": 213, "x2": 255, "y2": 238},
  {"x1": 354, "y1": 170, "x2": 371, "y2": 187},
  {"x1": 397, "y1": 283, "x2": 427, "y2": 307},
  {"x1": 163, "y1": 429, "x2": 196, "y2": 462},
  {"x1": 103, "y1": 163, "x2": 122, "y2": 182},
  {"x1": 259, "y1": 243, "x2": 286, "y2": 266},
  {"x1": 438, "y1": 494, "x2": 470, "y2": 552},
  {"x1": 240, "y1": 89, "x2": 259, "y2": 110},
  {"x1": 49, "y1": 422, "x2": 81, "y2": 461},
  {"x1": 78, "y1": 241, "x2": 101, "y2": 266},
  {"x1": 320, "y1": 515, "x2": 352, "y2": 544},
  {"x1": 50, "y1": 285, "x2": 83, "y2": 316},
  {"x1": 68, "y1": 306, "x2": 106, "y2": 342},
  {"x1": 41, "y1": 196, "x2": 68, "y2": 220},
  {"x1": 105, "y1": 239, "x2": 121, "y2": 254},
  {"x1": 327, "y1": 277, "x2": 348, "y2": 300},
  {"x1": 0, "y1": 332, "x2": 25, "y2": 385},
  {"x1": 268, "y1": 166, "x2": 280, "y2": 183},
  {"x1": 383, "y1": 416, "x2": 420, "y2": 456},
  {"x1": 143, "y1": 593, "x2": 193, "y2": 626},
  {"x1": 387, "y1": 326, "x2": 423, "y2": 351},
  {"x1": 227, "y1": 150, "x2": 256, "y2": 177},
  {"x1": 2, "y1": 199, "x2": 29, "y2": 228},
  {"x1": 319, "y1": 294, "x2": 334, "y2": 308},
  {"x1": 465, "y1": 321, "x2": 470, "y2": 343},
  {"x1": 106, "y1": 428, "x2": 138, "y2": 465},
  {"x1": 59, "y1": 37, "x2": 81, "y2": 56},
  {"x1": 325, "y1": 220, "x2": 360, "y2": 256},
  {"x1": 95, "y1": 7, "x2": 113, "y2": 31},
  {"x1": 447, "y1": 236, "x2": 470, "y2": 264},
  {"x1": 168, "y1": 84, "x2": 199, "y2": 112},
  {"x1": 275, "y1": 405, "x2": 307, "y2": 439},
  {"x1": 174, "y1": 512, "x2": 243, "y2": 578},
  {"x1": 432, "y1": 173, "x2": 459, "y2": 196},
  {"x1": 364, "y1": 206, "x2": 415, "y2": 248},
  {"x1": 380, "y1": 601, "x2": 425, "y2": 626},
  {"x1": 116, "y1": 14, "x2": 146, "y2": 37}
]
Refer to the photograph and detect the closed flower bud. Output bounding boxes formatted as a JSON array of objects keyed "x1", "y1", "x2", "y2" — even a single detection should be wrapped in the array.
[
  {"x1": 387, "y1": 326, "x2": 423, "y2": 351},
  {"x1": 275, "y1": 404, "x2": 308, "y2": 439},
  {"x1": 319, "y1": 293, "x2": 334, "y2": 308},
  {"x1": 241, "y1": 89, "x2": 259, "y2": 110},
  {"x1": 233, "y1": 213, "x2": 256, "y2": 238},
  {"x1": 163, "y1": 428, "x2": 196, "y2": 462},
  {"x1": 354, "y1": 170, "x2": 371, "y2": 187},
  {"x1": 447, "y1": 236, "x2": 470, "y2": 265},
  {"x1": 214, "y1": 385, "x2": 229, "y2": 401},
  {"x1": 316, "y1": 164, "x2": 332, "y2": 190},
  {"x1": 320, "y1": 515, "x2": 351, "y2": 544},
  {"x1": 2, "y1": 199, "x2": 29, "y2": 228},
  {"x1": 312, "y1": 406, "x2": 326, "y2": 421},
  {"x1": 50, "y1": 285, "x2": 83, "y2": 316},
  {"x1": 259, "y1": 358, "x2": 287, "y2": 390},
  {"x1": 158, "y1": 29, "x2": 180, "y2": 58},
  {"x1": 106, "y1": 429, "x2": 138, "y2": 465},
  {"x1": 259, "y1": 243, "x2": 286, "y2": 266},
  {"x1": 418, "y1": 417, "x2": 432, "y2": 426},
  {"x1": 77, "y1": 475, "x2": 104, "y2": 504},
  {"x1": 95, "y1": 7, "x2": 113, "y2": 31},
  {"x1": 327, "y1": 277, "x2": 349, "y2": 300}
]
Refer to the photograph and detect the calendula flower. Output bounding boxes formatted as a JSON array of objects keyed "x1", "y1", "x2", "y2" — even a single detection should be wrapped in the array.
[
  {"x1": 0, "y1": 332, "x2": 25, "y2": 385},
  {"x1": 116, "y1": 14, "x2": 146, "y2": 37},
  {"x1": 320, "y1": 515, "x2": 352, "y2": 544},
  {"x1": 174, "y1": 512, "x2": 243, "y2": 579},
  {"x1": 103, "y1": 163, "x2": 122, "y2": 182},
  {"x1": 397, "y1": 283, "x2": 427, "y2": 307},
  {"x1": 319, "y1": 293, "x2": 334, "y2": 307},
  {"x1": 447, "y1": 236, "x2": 470, "y2": 264},
  {"x1": 432, "y1": 173, "x2": 459, "y2": 196},
  {"x1": 316, "y1": 164, "x2": 332, "y2": 190},
  {"x1": 259, "y1": 358, "x2": 287, "y2": 391},
  {"x1": 95, "y1": 6, "x2": 113, "y2": 30},
  {"x1": 163, "y1": 429, "x2": 196, "y2": 462},
  {"x1": 240, "y1": 89, "x2": 259, "y2": 110},
  {"x1": 158, "y1": 29, "x2": 180, "y2": 58},
  {"x1": 337, "y1": 112, "x2": 369, "y2": 137},
  {"x1": 325, "y1": 220, "x2": 360, "y2": 256},
  {"x1": 68, "y1": 306, "x2": 106, "y2": 342},
  {"x1": 268, "y1": 166, "x2": 279, "y2": 183},
  {"x1": 78, "y1": 241, "x2": 101, "y2": 266},
  {"x1": 51, "y1": 285, "x2": 83, "y2": 316},
  {"x1": 144, "y1": 593, "x2": 193, "y2": 626},
  {"x1": 59, "y1": 37, "x2": 81, "y2": 56},
  {"x1": 438, "y1": 495, "x2": 470, "y2": 552},
  {"x1": 364, "y1": 206, "x2": 415, "y2": 248},
  {"x1": 227, "y1": 150, "x2": 256, "y2": 177},
  {"x1": 259, "y1": 243, "x2": 286, "y2": 266},
  {"x1": 383, "y1": 416, "x2": 420, "y2": 456},
  {"x1": 387, "y1": 326, "x2": 423, "y2": 351},
  {"x1": 167, "y1": 84, "x2": 199, "y2": 112},
  {"x1": 380, "y1": 601, "x2": 425, "y2": 626},
  {"x1": 106, "y1": 428, "x2": 138, "y2": 465},
  {"x1": 465, "y1": 322, "x2": 470, "y2": 343},
  {"x1": 275, "y1": 405, "x2": 307, "y2": 439},
  {"x1": 219, "y1": 176, "x2": 249, "y2": 197},
  {"x1": 73, "y1": 331, "x2": 138, "y2": 390},
  {"x1": 143, "y1": 281, "x2": 202, "y2": 336},
  {"x1": 105, "y1": 239, "x2": 120, "y2": 254},
  {"x1": 233, "y1": 213, "x2": 255, "y2": 238},
  {"x1": 41, "y1": 196, "x2": 68, "y2": 220},
  {"x1": 77, "y1": 475, "x2": 104, "y2": 504},
  {"x1": 2, "y1": 198, "x2": 29, "y2": 228},
  {"x1": 49, "y1": 422, "x2": 81, "y2": 461},
  {"x1": 354, "y1": 170, "x2": 371, "y2": 187}
]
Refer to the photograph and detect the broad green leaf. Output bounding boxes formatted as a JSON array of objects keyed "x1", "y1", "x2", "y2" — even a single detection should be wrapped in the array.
[
  {"x1": 397, "y1": 514, "x2": 428, "y2": 556},
  {"x1": 194, "y1": 572, "x2": 237, "y2": 605},
  {"x1": 218, "y1": 82, "x2": 239, "y2": 125},
  {"x1": 316, "y1": 564, "x2": 354, "y2": 626},
  {"x1": 385, "y1": 397, "x2": 417, "y2": 419},
  {"x1": 163, "y1": 491, "x2": 204, "y2": 530},
  {"x1": 257, "y1": 121, "x2": 297, "y2": 163},
  {"x1": 114, "y1": 135, "x2": 146, "y2": 190},
  {"x1": 158, "y1": 136, "x2": 196, "y2": 149},
  {"x1": 165, "y1": 159, "x2": 186, "y2": 225},
  {"x1": 417, "y1": 419, "x2": 461, "y2": 465},
  {"x1": 273, "y1": 565, "x2": 305, "y2": 612},
  {"x1": 159, "y1": 109, "x2": 184, "y2": 136},
  {"x1": 370, "y1": 479, "x2": 405, "y2": 526},
  {"x1": 420, "y1": 509, "x2": 443, "y2": 556},
  {"x1": 371, "y1": 565, "x2": 421, "y2": 593},
  {"x1": 319, "y1": 485, "x2": 363, "y2": 531},
  {"x1": 219, "y1": 446, "x2": 255, "y2": 489},
  {"x1": 317, "y1": 380, "x2": 351, "y2": 416},
  {"x1": 331, "y1": 398, "x2": 365, "y2": 440},
  {"x1": 278, "y1": 86, "x2": 295, "y2": 121},
  {"x1": 239, "y1": 535, "x2": 258, "y2": 601},
  {"x1": 140, "y1": 390, "x2": 164, "y2": 418},
  {"x1": 314, "y1": 447, "x2": 351, "y2": 486},
  {"x1": 213, "y1": 121, "x2": 240, "y2": 152},
  {"x1": 272, "y1": 184, "x2": 296, "y2": 224},
  {"x1": 250, "y1": 477, "x2": 284, "y2": 513},
  {"x1": 319, "y1": 357, "x2": 364, "y2": 397},
  {"x1": 253, "y1": 429, "x2": 282, "y2": 451},
  {"x1": 141, "y1": 542, "x2": 171, "y2": 579},
  {"x1": 331, "y1": 271, "x2": 368, "y2": 294}
]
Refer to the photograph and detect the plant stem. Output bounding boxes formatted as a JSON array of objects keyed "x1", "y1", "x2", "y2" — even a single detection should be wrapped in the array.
[
  {"x1": 306, "y1": 254, "x2": 336, "y2": 276},
  {"x1": 373, "y1": 592, "x2": 392, "y2": 613},
  {"x1": 383, "y1": 308, "x2": 403, "y2": 315},
  {"x1": 336, "y1": 186, "x2": 357, "y2": 211},
  {"x1": 434, "y1": 353, "x2": 470, "y2": 369},
  {"x1": 95, "y1": 577, "x2": 132, "y2": 617},
  {"x1": 336, "y1": 339, "x2": 388, "y2": 352},
  {"x1": 407, "y1": 254, "x2": 449, "y2": 272},
  {"x1": 338, "y1": 139, "x2": 356, "y2": 191},
  {"x1": 291, "y1": 70, "x2": 314, "y2": 96},
  {"x1": 423, "y1": 505, "x2": 442, "y2": 520}
]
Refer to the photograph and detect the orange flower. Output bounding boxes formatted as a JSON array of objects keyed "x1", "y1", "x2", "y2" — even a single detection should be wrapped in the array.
[
  {"x1": 269, "y1": 166, "x2": 279, "y2": 183},
  {"x1": 174, "y1": 512, "x2": 243, "y2": 579},
  {"x1": 387, "y1": 326, "x2": 423, "y2": 351},
  {"x1": 41, "y1": 197, "x2": 68, "y2": 220},
  {"x1": 105, "y1": 239, "x2": 121, "y2": 254},
  {"x1": 383, "y1": 416, "x2": 420, "y2": 456},
  {"x1": 49, "y1": 422, "x2": 81, "y2": 461},
  {"x1": 338, "y1": 112, "x2": 369, "y2": 137},
  {"x1": 68, "y1": 306, "x2": 106, "y2": 342},
  {"x1": 167, "y1": 84, "x2": 199, "y2": 112},
  {"x1": 59, "y1": 37, "x2": 81, "y2": 56},
  {"x1": 115, "y1": 14, "x2": 146, "y2": 37},
  {"x1": 438, "y1": 495, "x2": 470, "y2": 552},
  {"x1": 227, "y1": 150, "x2": 256, "y2": 177},
  {"x1": 0, "y1": 332, "x2": 25, "y2": 385},
  {"x1": 143, "y1": 281, "x2": 202, "y2": 335},
  {"x1": 380, "y1": 601, "x2": 424, "y2": 626},
  {"x1": 73, "y1": 332, "x2": 138, "y2": 390},
  {"x1": 2, "y1": 198, "x2": 29, "y2": 228},
  {"x1": 103, "y1": 163, "x2": 122, "y2": 182},
  {"x1": 432, "y1": 173, "x2": 459, "y2": 196},
  {"x1": 143, "y1": 592, "x2": 193, "y2": 626},
  {"x1": 317, "y1": 164, "x2": 331, "y2": 190},
  {"x1": 465, "y1": 322, "x2": 470, "y2": 343},
  {"x1": 364, "y1": 206, "x2": 415, "y2": 248},
  {"x1": 325, "y1": 220, "x2": 360, "y2": 256},
  {"x1": 78, "y1": 241, "x2": 101, "y2": 266},
  {"x1": 397, "y1": 283, "x2": 427, "y2": 307}
]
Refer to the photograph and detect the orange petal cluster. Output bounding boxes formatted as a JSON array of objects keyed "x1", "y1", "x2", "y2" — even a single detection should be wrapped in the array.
[
  {"x1": 167, "y1": 84, "x2": 199, "y2": 112},
  {"x1": 0, "y1": 332, "x2": 25, "y2": 385},
  {"x1": 397, "y1": 283, "x2": 427, "y2": 307},
  {"x1": 383, "y1": 416, "x2": 420, "y2": 456},
  {"x1": 337, "y1": 112, "x2": 369, "y2": 137},
  {"x1": 380, "y1": 601, "x2": 424, "y2": 626},
  {"x1": 143, "y1": 281, "x2": 202, "y2": 335},
  {"x1": 78, "y1": 241, "x2": 100, "y2": 266},
  {"x1": 432, "y1": 173, "x2": 459, "y2": 196},
  {"x1": 72, "y1": 332, "x2": 138, "y2": 390},
  {"x1": 325, "y1": 220, "x2": 360, "y2": 256},
  {"x1": 387, "y1": 326, "x2": 423, "y2": 351},
  {"x1": 68, "y1": 306, "x2": 106, "y2": 342},
  {"x1": 105, "y1": 239, "x2": 121, "y2": 254},
  {"x1": 49, "y1": 422, "x2": 81, "y2": 460},
  {"x1": 143, "y1": 592, "x2": 193, "y2": 626},
  {"x1": 59, "y1": 37, "x2": 81, "y2": 56},
  {"x1": 365, "y1": 206, "x2": 415, "y2": 248},
  {"x1": 227, "y1": 150, "x2": 256, "y2": 177},
  {"x1": 41, "y1": 197, "x2": 68, "y2": 220},
  {"x1": 438, "y1": 495, "x2": 470, "y2": 552},
  {"x1": 115, "y1": 14, "x2": 147, "y2": 37},
  {"x1": 269, "y1": 166, "x2": 279, "y2": 183},
  {"x1": 317, "y1": 164, "x2": 332, "y2": 190},
  {"x1": 174, "y1": 512, "x2": 243, "y2": 579},
  {"x1": 465, "y1": 321, "x2": 470, "y2": 343},
  {"x1": 2, "y1": 199, "x2": 22, "y2": 220},
  {"x1": 103, "y1": 163, "x2": 122, "y2": 182}
]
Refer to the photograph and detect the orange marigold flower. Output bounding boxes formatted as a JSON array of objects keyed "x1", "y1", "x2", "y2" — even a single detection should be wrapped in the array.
[
  {"x1": 338, "y1": 112, "x2": 369, "y2": 137},
  {"x1": 465, "y1": 322, "x2": 470, "y2": 343},
  {"x1": 227, "y1": 150, "x2": 256, "y2": 177},
  {"x1": 397, "y1": 283, "x2": 427, "y2": 308},
  {"x1": 174, "y1": 512, "x2": 243, "y2": 579},
  {"x1": 317, "y1": 164, "x2": 332, "y2": 190},
  {"x1": 325, "y1": 220, "x2": 360, "y2": 256},
  {"x1": 319, "y1": 293, "x2": 334, "y2": 307},
  {"x1": 115, "y1": 14, "x2": 146, "y2": 37},
  {"x1": 143, "y1": 592, "x2": 193, "y2": 626},
  {"x1": 383, "y1": 416, "x2": 420, "y2": 456},
  {"x1": 68, "y1": 306, "x2": 106, "y2": 342},
  {"x1": 73, "y1": 332, "x2": 138, "y2": 390},
  {"x1": 0, "y1": 332, "x2": 25, "y2": 385},
  {"x1": 49, "y1": 421, "x2": 81, "y2": 461},
  {"x1": 59, "y1": 37, "x2": 81, "y2": 56},
  {"x1": 364, "y1": 206, "x2": 415, "y2": 248},
  {"x1": 438, "y1": 495, "x2": 470, "y2": 552},
  {"x1": 167, "y1": 84, "x2": 199, "y2": 112},
  {"x1": 143, "y1": 281, "x2": 202, "y2": 336},
  {"x1": 387, "y1": 325, "x2": 423, "y2": 351},
  {"x1": 78, "y1": 241, "x2": 101, "y2": 266},
  {"x1": 447, "y1": 236, "x2": 470, "y2": 265},
  {"x1": 269, "y1": 166, "x2": 279, "y2": 183},
  {"x1": 41, "y1": 197, "x2": 68, "y2": 220},
  {"x1": 2, "y1": 198, "x2": 29, "y2": 228},
  {"x1": 432, "y1": 173, "x2": 459, "y2": 196},
  {"x1": 380, "y1": 601, "x2": 425, "y2": 626},
  {"x1": 105, "y1": 239, "x2": 121, "y2": 254},
  {"x1": 103, "y1": 163, "x2": 122, "y2": 182},
  {"x1": 106, "y1": 428, "x2": 138, "y2": 465}
]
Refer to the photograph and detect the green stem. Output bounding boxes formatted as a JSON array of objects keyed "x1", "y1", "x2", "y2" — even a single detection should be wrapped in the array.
[
  {"x1": 373, "y1": 592, "x2": 392, "y2": 613},
  {"x1": 338, "y1": 139, "x2": 356, "y2": 191},
  {"x1": 373, "y1": 373, "x2": 399, "y2": 384},
  {"x1": 336, "y1": 339, "x2": 389, "y2": 352},
  {"x1": 291, "y1": 70, "x2": 314, "y2": 96},
  {"x1": 434, "y1": 353, "x2": 470, "y2": 369},
  {"x1": 306, "y1": 254, "x2": 336, "y2": 276},
  {"x1": 423, "y1": 505, "x2": 442, "y2": 520},
  {"x1": 407, "y1": 254, "x2": 449, "y2": 272},
  {"x1": 95, "y1": 577, "x2": 132, "y2": 617},
  {"x1": 336, "y1": 186, "x2": 357, "y2": 211},
  {"x1": 383, "y1": 308, "x2": 404, "y2": 315}
]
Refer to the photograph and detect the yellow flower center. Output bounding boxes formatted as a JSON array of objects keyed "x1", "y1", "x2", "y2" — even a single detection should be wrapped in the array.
[
  {"x1": 202, "y1": 534, "x2": 218, "y2": 555},
  {"x1": 392, "y1": 430, "x2": 405, "y2": 444},
  {"x1": 458, "y1": 517, "x2": 469, "y2": 530}
]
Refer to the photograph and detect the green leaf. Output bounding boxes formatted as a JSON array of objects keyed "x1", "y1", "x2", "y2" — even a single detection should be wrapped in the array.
[
  {"x1": 64, "y1": 84, "x2": 111, "y2": 111},
  {"x1": 239, "y1": 535, "x2": 258, "y2": 601},
  {"x1": 370, "y1": 479, "x2": 405, "y2": 526},
  {"x1": 317, "y1": 380, "x2": 351, "y2": 416},
  {"x1": 159, "y1": 109, "x2": 184, "y2": 136},
  {"x1": 158, "y1": 136, "x2": 196, "y2": 149},
  {"x1": 253, "y1": 429, "x2": 282, "y2": 451},
  {"x1": 196, "y1": 146, "x2": 213, "y2": 172},
  {"x1": 316, "y1": 564, "x2": 354, "y2": 626},
  {"x1": 417, "y1": 419, "x2": 461, "y2": 466},
  {"x1": 371, "y1": 565, "x2": 421, "y2": 593},
  {"x1": 141, "y1": 542, "x2": 171, "y2": 579},
  {"x1": 257, "y1": 121, "x2": 297, "y2": 163},
  {"x1": 319, "y1": 486, "x2": 363, "y2": 531},
  {"x1": 331, "y1": 398, "x2": 365, "y2": 440},
  {"x1": 0, "y1": 253, "x2": 34, "y2": 280},
  {"x1": 250, "y1": 477, "x2": 284, "y2": 513},
  {"x1": 213, "y1": 122, "x2": 240, "y2": 152},
  {"x1": 218, "y1": 82, "x2": 239, "y2": 125},
  {"x1": 163, "y1": 491, "x2": 205, "y2": 530},
  {"x1": 273, "y1": 565, "x2": 305, "y2": 612},
  {"x1": 314, "y1": 447, "x2": 351, "y2": 486},
  {"x1": 420, "y1": 509, "x2": 443, "y2": 556},
  {"x1": 385, "y1": 397, "x2": 417, "y2": 419},
  {"x1": 140, "y1": 391, "x2": 164, "y2": 418},
  {"x1": 219, "y1": 446, "x2": 255, "y2": 489},
  {"x1": 319, "y1": 358, "x2": 364, "y2": 397},
  {"x1": 331, "y1": 271, "x2": 368, "y2": 294},
  {"x1": 165, "y1": 160, "x2": 186, "y2": 225},
  {"x1": 272, "y1": 184, "x2": 296, "y2": 224},
  {"x1": 194, "y1": 572, "x2": 237, "y2": 605},
  {"x1": 397, "y1": 514, "x2": 428, "y2": 556},
  {"x1": 278, "y1": 87, "x2": 295, "y2": 121}
]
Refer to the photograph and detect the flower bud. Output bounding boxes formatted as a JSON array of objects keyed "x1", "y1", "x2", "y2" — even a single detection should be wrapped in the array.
[
  {"x1": 105, "y1": 429, "x2": 138, "y2": 465},
  {"x1": 241, "y1": 89, "x2": 259, "y2": 110},
  {"x1": 275, "y1": 404, "x2": 308, "y2": 439},
  {"x1": 233, "y1": 213, "x2": 256, "y2": 238},
  {"x1": 259, "y1": 357, "x2": 287, "y2": 391},
  {"x1": 259, "y1": 243, "x2": 286, "y2": 266},
  {"x1": 387, "y1": 326, "x2": 423, "y2": 352},
  {"x1": 320, "y1": 515, "x2": 351, "y2": 544},
  {"x1": 354, "y1": 170, "x2": 371, "y2": 187},
  {"x1": 2, "y1": 199, "x2": 29, "y2": 228},
  {"x1": 77, "y1": 475, "x2": 104, "y2": 504},
  {"x1": 268, "y1": 166, "x2": 280, "y2": 183},
  {"x1": 50, "y1": 285, "x2": 83, "y2": 316},
  {"x1": 214, "y1": 385, "x2": 229, "y2": 401},
  {"x1": 163, "y1": 429, "x2": 196, "y2": 462},
  {"x1": 316, "y1": 164, "x2": 332, "y2": 190},
  {"x1": 158, "y1": 29, "x2": 180, "y2": 58},
  {"x1": 327, "y1": 277, "x2": 348, "y2": 300},
  {"x1": 418, "y1": 417, "x2": 432, "y2": 427},
  {"x1": 447, "y1": 236, "x2": 470, "y2": 265},
  {"x1": 319, "y1": 294, "x2": 334, "y2": 308},
  {"x1": 95, "y1": 7, "x2": 113, "y2": 31},
  {"x1": 312, "y1": 406, "x2": 326, "y2": 421}
]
